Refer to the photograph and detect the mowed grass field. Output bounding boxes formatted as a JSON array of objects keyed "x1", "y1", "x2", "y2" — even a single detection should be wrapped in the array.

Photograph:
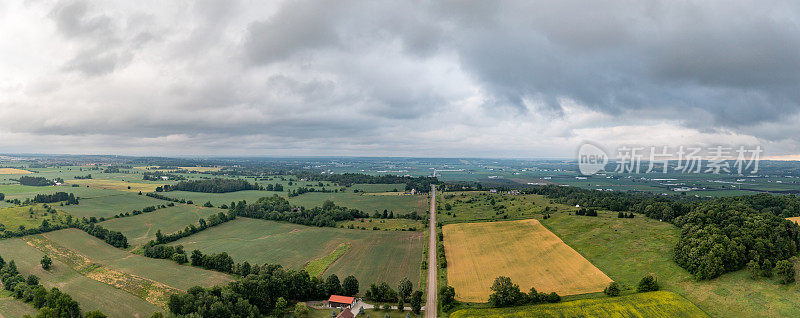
[
  {"x1": 443, "y1": 219, "x2": 612, "y2": 302},
  {"x1": 58, "y1": 192, "x2": 168, "y2": 219},
  {"x1": 66, "y1": 179, "x2": 165, "y2": 193},
  {"x1": 450, "y1": 291, "x2": 708, "y2": 318},
  {"x1": 541, "y1": 210, "x2": 800, "y2": 317},
  {"x1": 99, "y1": 205, "x2": 225, "y2": 246},
  {"x1": 170, "y1": 217, "x2": 424, "y2": 287},
  {"x1": 0, "y1": 237, "x2": 162, "y2": 317}
]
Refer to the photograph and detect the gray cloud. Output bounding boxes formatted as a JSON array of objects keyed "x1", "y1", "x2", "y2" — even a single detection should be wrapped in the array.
[{"x1": 1, "y1": 0, "x2": 799, "y2": 157}]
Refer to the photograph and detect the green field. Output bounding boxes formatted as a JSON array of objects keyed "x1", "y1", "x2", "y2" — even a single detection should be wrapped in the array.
[
  {"x1": 540, "y1": 210, "x2": 800, "y2": 317},
  {"x1": 350, "y1": 183, "x2": 406, "y2": 192},
  {"x1": 0, "y1": 294, "x2": 38, "y2": 317},
  {"x1": 0, "y1": 184, "x2": 118, "y2": 201},
  {"x1": 58, "y1": 192, "x2": 168, "y2": 219},
  {"x1": 339, "y1": 218, "x2": 424, "y2": 231},
  {"x1": 169, "y1": 217, "x2": 424, "y2": 287},
  {"x1": 0, "y1": 237, "x2": 162, "y2": 317},
  {"x1": 0, "y1": 204, "x2": 67, "y2": 231},
  {"x1": 437, "y1": 192, "x2": 578, "y2": 224},
  {"x1": 157, "y1": 190, "x2": 276, "y2": 207},
  {"x1": 39, "y1": 229, "x2": 234, "y2": 291},
  {"x1": 99, "y1": 204, "x2": 225, "y2": 246},
  {"x1": 304, "y1": 242, "x2": 351, "y2": 278},
  {"x1": 288, "y1": 192, "x2": 428, "y2": 216},
  {"x1": 450, "y1": 291, "x2": 708, "y2": 317}
]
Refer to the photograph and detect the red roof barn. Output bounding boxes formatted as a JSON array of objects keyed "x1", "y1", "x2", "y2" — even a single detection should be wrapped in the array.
[{"x1": 328, "y1": 295, "x2": 356, "y2": 308}]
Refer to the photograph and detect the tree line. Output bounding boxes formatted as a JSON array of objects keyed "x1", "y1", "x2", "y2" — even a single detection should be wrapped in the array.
[
  {"x1": 158, "y1": 178, "x2": 261, "y2": 193},
  {"x1": 233, "y1": 196, "x2": 369, "y2": 228},
  {"x1": 142, "y1": 172, "x2": 186, "y2": 181}
]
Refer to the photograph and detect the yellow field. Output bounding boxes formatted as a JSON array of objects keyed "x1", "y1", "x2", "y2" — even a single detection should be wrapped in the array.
[
  {"x1": 66, "y1": 179, "x2": 164, "y2": 193},
  {"x1": 450, "y1": 291, "x2": 709, "y2": 317},
  {"x1": 0, "y1": 168, "x2": 33, "y2": 174},
  {"x1": 787, "y1": 217, "x2": 800, "y2": 224},
  {"x1": 443, "y1": 219, "x2": 613, "y2": 302}
]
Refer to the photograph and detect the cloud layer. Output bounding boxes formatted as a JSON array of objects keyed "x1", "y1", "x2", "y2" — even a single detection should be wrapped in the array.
[{"x1": 1, "y1": 0, "x2": 799, "y2": 158}]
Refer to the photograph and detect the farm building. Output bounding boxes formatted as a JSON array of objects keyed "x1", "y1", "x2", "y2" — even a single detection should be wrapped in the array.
[
  {"x1": 336, "y1": 308, "x2": 354, "y2": 318},
  {"x1": 328, "y1": 295, "x2": 356, "y2": 308}
]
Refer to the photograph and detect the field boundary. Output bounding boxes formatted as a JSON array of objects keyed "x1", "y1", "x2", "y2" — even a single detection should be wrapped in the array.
[{"x1": 23, "y1": 234, "x2": 182, "y2": 308}]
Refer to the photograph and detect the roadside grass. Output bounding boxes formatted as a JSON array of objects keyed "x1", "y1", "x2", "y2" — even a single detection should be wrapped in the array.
[
  {"x1": 450, "y1": 291, "x2": 708, "y2": 318},
  {"x1": 304, "y1": 243, "x2": 351, "y2": 278},
  {"x1": 541, "y1": 210, "x2": 800, "y2": 317},
  {"x1": 169, "y1": 217, "x2": 423, "y2": 287}
]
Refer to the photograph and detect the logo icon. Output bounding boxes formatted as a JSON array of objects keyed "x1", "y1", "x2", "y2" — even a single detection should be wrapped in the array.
[{"x1": 577, "y1": 143, "x2": 608, "y2": 175}]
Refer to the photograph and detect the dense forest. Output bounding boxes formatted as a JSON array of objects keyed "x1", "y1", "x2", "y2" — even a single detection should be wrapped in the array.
[
  {"x1": 233, "y1": 196, "x2": 369, "y2": 227},
  {"x1": 159, "y1": 178, "x2": 261, "y2": 193},
  {"x1": 15, "y1": 176, "x2": 55, "y2": 186},
  {"x1": 524, "y1": 185, "x2": 800, "y2": 279}
]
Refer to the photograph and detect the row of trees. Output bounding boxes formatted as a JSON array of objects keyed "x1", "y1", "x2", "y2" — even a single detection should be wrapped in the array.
[
  {"x1": 233, "y1": 196, "x2": 369, "y2": 227},
  {"x1": 1, "y1": 256, "x2": 100, "y2": 317},
  {"x1": 33, "y1": 192, "x2": 79, "y2": 205},
  {"x1": 159, "y1": 178, "x2": 261, "y2": 193},
  {"x1": 487, "y1": 276, "x2": 561, "y2": 308},
  {"x1": 75, "y1": 222, "x2": 128, "y2": 248},
  {"x1": 153, "y1": 211, "x2": 235, "y2": 245}
]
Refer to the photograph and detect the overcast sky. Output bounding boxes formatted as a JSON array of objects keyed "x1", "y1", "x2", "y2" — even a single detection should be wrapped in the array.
[{"x1": 1, "y1": 0, "x2": 799, "y2": 158}]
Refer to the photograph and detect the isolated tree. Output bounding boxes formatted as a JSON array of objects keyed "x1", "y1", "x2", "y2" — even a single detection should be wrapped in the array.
[
  {"x1": 325, "y1": 274, "x2": 342, "y2": 295},
  {"x1": 410, "y1": 290, "x2": 423, "y2": 314},
  {"x1": 488, "y1": 276, "x2": 524, "y2": 307},
  {"x1": 343, "y1": 275, "x2": 359, "y2": 296},
  {"x1": 397, "y1": 297, "x2": 404, "y2": 312},
  {"x1": 776, "y1": 260, "x2": 796, "y2": 284},
  {"x1": 40, "y1": 255, "x2": 52, "y2": 270},
  {"x1": 747, "y1": 259, "x2": 760, "y2": 279},
  {"x1": 604, "y1": 282, "x2": 620, "y2": 296},
  {"x1": 294, "y1": 302, "x2": 309, "y2": 318},
  {"x1": 637, "y1": 274, "x2": 659, "y2": 292},
  {"x1": 274, "y1": 297, "x2": 288, "y2": 317},
  {"x1": 398, "y1": 277, "x2": 413, "y2": 301},
  {"x1": 439, "y1": 286, "x2": 457, "y2": 311}
]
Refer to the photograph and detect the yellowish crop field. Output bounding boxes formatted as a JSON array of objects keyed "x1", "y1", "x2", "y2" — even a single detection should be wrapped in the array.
[
  {"x1": 787, "y1": 216, "x2": 800, "y2": 224},
  {"x1": 66, "y1": 179, "x2": 164, "y2": 193},
  {"x1": 0, "y1": 168, "x2": 33, "y2": 174},
  {"x1": 443, "y1": 219, "x2": 613, "y2": 302}
]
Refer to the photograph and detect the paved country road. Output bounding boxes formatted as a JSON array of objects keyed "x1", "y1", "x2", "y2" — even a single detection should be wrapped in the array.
[{"x1": 426, "y1": 184, "x2": 437, "y2": 318}]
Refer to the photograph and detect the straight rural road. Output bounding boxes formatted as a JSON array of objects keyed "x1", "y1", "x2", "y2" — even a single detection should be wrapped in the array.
[{"x1": 426, "y1": 184, "x2": 437, "y2": 318}]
